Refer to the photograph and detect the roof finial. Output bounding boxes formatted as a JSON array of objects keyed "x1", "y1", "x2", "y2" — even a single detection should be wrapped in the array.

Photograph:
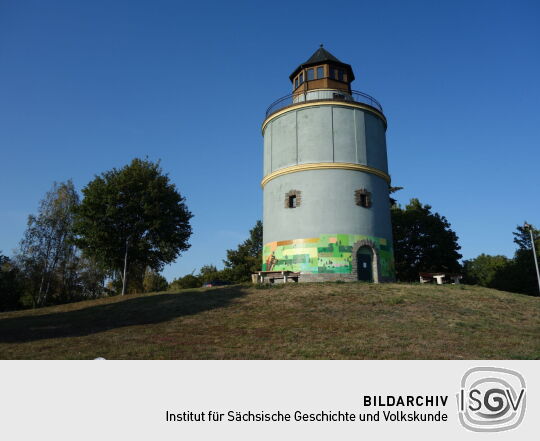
[{"x1": 320, "y1": 43, "x2": 323, "y2": 48}]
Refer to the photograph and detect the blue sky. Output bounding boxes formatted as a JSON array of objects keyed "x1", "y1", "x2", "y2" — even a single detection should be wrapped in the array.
[{"x1": 0, "y1": 0, "x2": 538, "y2": 281}]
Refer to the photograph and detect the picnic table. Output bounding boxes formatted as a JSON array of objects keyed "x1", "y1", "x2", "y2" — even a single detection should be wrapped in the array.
[
  {"x1": 419, "y1": 272, "x2": 462, "y2": 285},
  {"x1": 252, "y1": 271, "x2": 300, "y2": 284}
]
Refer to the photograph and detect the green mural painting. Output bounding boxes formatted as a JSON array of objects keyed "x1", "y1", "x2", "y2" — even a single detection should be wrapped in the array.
[{"x1": 262, "y1": 234, "x2": 394, "y2": 278}]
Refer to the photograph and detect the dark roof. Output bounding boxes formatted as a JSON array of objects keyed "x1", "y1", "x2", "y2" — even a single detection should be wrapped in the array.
[
  {"x1": 289, "y1": 45, "x2": 355, "y2": 82},
  {"x1": 305, "y1": 46, "x2": 342, "y2": 64}
]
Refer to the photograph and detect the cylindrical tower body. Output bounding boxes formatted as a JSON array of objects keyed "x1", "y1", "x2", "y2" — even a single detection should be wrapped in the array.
[{"x1": 261, "y1": 47, "x2": 395, "y2": 282}]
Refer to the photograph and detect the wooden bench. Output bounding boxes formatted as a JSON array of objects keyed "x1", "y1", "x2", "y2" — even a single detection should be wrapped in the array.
[
  {"x1": 253, "y1": 271, "x2": 300, "y2": 284},
  {"x1": 419, "y1": 272, "x2": 462, "y2": 285}
]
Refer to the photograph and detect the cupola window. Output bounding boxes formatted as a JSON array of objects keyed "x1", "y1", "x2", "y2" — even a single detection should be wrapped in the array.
[
  {"x1": 307, "y1": 68, "x2": 314, "y2": 81},
  {"x1": 317, "y1": 66, "x2": 324, "y2": 79},
  {"x1": 295, "y1": 77, "x2": 298, "y2": 88},
  {"x1": 338, "y1": 70, "x2": 344, "y2": 81},
  {"x1": 299, "y1": 72, "x2": 304, "y2": 84}
]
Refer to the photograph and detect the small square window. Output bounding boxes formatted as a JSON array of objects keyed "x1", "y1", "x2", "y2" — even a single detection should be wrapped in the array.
[
  {"x1": 317, "y1": 66, "x2": 324, "y2": 78},
  {"x1": 355, "y1": 189, "x2": 372, "y2": 208},
  {"x1": 285, "y1": 190, "x2": 302, "y2": 208},
  {"x1": 307, "y1": 68, "x2": 314, "y2": 81},
  {"x1": 360, "y1": 194, "x2": 368, "y2": 207},
  {"x1": 288, "y1": 195, "x2": 297, "y2": 208}
]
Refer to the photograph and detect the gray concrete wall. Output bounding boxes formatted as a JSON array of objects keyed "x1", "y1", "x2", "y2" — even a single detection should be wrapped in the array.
[
  {"x1": 298, "y1": 107, "x2": 333, "y2": 163},
  {"x1": 262, "y1": 169, "x2": 393, "y2": 245},
  {"x1": 270, "y1": 112, "x2": 297, "y2": 170},
  {"x1": 364, "y1": 112, "x2": 388, "y2": 172},
  {"x1": 263, "y1": 104, "x2": 388, "y2": 175},
  {"x1": 263, "y1": 122, "x2": 272, "y2": 175}
]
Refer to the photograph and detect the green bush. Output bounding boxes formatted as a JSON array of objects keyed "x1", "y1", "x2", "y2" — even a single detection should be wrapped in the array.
[
  {"x1": 143, "y1": 269, "x2": 169, "y2": 293},
  {"x1": 169, "y1": 274, "x2": 201, "y2": 290}
]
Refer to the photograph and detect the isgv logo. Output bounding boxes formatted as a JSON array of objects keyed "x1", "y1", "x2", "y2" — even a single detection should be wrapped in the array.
[{"x1": 457, "y1": 367, "x2": 526, "y2": 432}]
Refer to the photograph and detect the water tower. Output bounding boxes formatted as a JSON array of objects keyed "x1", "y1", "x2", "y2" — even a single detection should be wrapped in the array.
[{"x1": 261, "y1": 46, "x2": 394, "y2": 282}]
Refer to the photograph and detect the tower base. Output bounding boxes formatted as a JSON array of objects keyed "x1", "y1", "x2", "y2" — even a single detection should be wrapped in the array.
[
  {"x1": 262, "y1": 233, "x2": 395, "y2": 283},
  {"x1": 263, "y1": 273, "x2": 394, "y2": 284}
]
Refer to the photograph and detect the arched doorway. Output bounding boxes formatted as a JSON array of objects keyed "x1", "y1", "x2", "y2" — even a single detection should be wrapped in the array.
[
  {"x1": 356, "y1": 246, "x2": 373, "y2": 281},
  {"x1": 352, "y1": 239, "x2": 380, "y2": 283}
]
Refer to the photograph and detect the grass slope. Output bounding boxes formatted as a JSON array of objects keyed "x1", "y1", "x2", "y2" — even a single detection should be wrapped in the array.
[{"x1": 0, "y1": 283, "x2": 538, "y2": 360}]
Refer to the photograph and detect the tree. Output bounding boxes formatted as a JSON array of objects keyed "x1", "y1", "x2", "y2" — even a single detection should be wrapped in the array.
[
  {"x1": 198, "y1": 264, "x2": 221, "y2": 284},
  {"x1": 16, "y1": 181, "x2": 79, "y2": 307},
  {"x1": 73, "y1": 158, "x2": 193, "y2": 295},
  {"x1": 389, "y1": 186, "x2": 404, "y2": 208},
  {"x1": 76, "y1": 256, "x2": 108, "y2": 299},
  {"x1": 391, "y1": 199, "x2": 462, "y2": 281},
  {"x1": 513, "y1": 223, "x2": 540, "y2": 253},
  {"x1": 493, "y1": 223, "x2": 540, "y2": 296},
  {"x1": 143, "y1": 268, "x2": 169, "y2": 293},
  {"x1": 0, "y1": 253, "x2": 22, "y2": 311},
  {"x1": 169, "y1": 274, "x2": 201, "y2": 290},
  {"x1": 222, "y1": 220, "x2": 262, "y2": 282},
  {"x1": 462, "y1": 254, "x2": 510, "y2": 287},
  {"x1": 462, "y1": 224, "x2": 539, "y2": 296}
]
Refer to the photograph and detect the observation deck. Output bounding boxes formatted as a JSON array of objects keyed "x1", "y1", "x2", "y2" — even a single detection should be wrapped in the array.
[{"x1": 265, "y1": 89, "x2": 384, "y2": 119}]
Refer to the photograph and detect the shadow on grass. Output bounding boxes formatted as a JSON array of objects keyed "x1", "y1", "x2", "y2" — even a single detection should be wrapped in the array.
[{"x1": 0, "y1": 287, "x2": 247, "y2": 343}]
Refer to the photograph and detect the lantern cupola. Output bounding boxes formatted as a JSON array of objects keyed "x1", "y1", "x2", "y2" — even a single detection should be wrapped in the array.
[{"x1": 289, "y1": 45, "x2": 355, "y2": 94}]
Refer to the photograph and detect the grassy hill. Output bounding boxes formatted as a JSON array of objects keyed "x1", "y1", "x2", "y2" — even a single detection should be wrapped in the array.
[{"x1": 0, "y1": 282, "x2": 538, "y2": 359}]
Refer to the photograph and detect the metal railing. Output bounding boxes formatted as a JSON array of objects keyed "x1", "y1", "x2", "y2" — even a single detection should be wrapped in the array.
[{"x1": 265, "y1": 89, "x2": 384, "y2": 117}]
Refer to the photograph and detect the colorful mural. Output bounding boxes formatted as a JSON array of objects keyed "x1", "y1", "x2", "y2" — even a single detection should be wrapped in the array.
[{"x1": 262, "y1": 234, "x2": 394, "y2": 278}]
